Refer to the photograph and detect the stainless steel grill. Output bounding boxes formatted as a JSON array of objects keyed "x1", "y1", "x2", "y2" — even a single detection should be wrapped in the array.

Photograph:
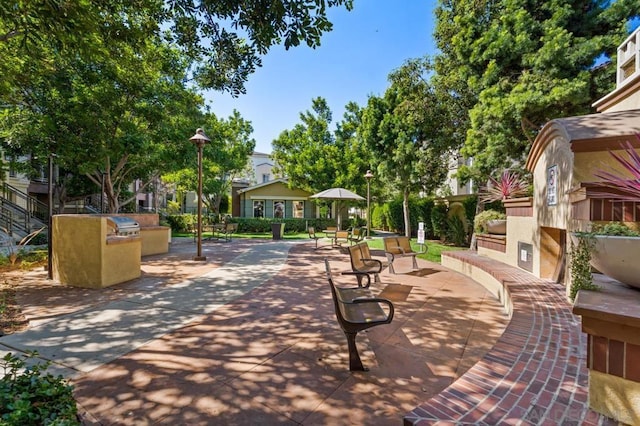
[{"x1": 106, "y1": 216, "x2": 140, "y2": 236}]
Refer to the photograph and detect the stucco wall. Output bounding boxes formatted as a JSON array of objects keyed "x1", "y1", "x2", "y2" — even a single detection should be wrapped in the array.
[
  {"x1": 53, "y1": 215, "x2": 141, "y2": 288},
  {"x1": 532, "y1": 135, "x2": 574, "y2": 231}
]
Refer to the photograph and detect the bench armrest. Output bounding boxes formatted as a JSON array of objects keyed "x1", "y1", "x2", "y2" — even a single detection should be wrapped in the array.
[
  {"x1": 360, "y1": 257, "x2": 382, "y2": 271},
  {"x1": 341, "y1": 271, "x2": 371, "y2": 287},
  {"x1": 351, "y1": 297, "x2": 395, "y2": 319}
]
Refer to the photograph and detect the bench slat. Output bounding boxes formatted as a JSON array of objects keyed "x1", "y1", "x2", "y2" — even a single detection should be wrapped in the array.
[{"x1": 325, "y1": 259, "x2": 394, "y2": 371}]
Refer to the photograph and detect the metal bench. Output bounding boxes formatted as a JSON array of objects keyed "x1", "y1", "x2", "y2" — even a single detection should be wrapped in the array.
[
  {"x1": 324, "y1": 259, "x2": 394, "y2": 371},
  {"x1": 383, "y1": 236, "x2": 425, "y2": 274},
  {"x1": 346, "y1": 242, "x2": 382, "y2": 286},
  {"x1": 308, "y1": 226, "x2": 323, "y2": 249},
  {"x1": 348, "y1": 227, "x2": 365, "y2": 245}
]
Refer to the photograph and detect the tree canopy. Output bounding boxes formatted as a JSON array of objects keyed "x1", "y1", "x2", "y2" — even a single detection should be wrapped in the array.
[
  {"x1": 434, "y1": 0, "x2": 640, "y2": 182},
  {"x1": 271, "y1": 97, "x2": 370, "y2": 195},
  {"x1": 0, "y1": 0, "x2": 353, "y2": 212},
  {"x1": 360, "y1": 57, "x2": 454, "y2": 237}
]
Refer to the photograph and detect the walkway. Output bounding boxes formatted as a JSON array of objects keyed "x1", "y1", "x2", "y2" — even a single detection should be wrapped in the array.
[
  {"x1": 1, "y1": 238, "x2": 508, "y2": 425},
  {"x1": 404, "y1": 250, "x2": 613, "y2": 425}
]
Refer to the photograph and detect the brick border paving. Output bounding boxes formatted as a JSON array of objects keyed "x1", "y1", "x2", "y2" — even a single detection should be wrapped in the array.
[{"x1": 403, "y1": 250, "x2": 616, "y2": 425}]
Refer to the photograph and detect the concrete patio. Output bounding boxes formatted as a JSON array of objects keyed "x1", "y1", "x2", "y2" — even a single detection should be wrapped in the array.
[{"x1": 1, "y1": 237, "x2": 508, "y2": 425}]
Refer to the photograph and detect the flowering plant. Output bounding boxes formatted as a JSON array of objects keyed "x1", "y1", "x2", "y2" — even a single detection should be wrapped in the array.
[
  {"x1": 593, "y1": 136, "x2": 640, "y2": 201},
  {"x1": 479, "y1": 170, "x2": 529, "y2": 203}
]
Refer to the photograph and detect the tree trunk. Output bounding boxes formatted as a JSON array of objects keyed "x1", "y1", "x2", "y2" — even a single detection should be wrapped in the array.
[
  {"x1": 469, "y1": 200, "x2": 485, "y2": 251},
  {"x1": 403, "y1": 188, "x2": 411, "y2": 237}
]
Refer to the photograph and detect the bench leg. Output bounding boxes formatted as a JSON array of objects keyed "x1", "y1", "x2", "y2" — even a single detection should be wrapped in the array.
[
  {"x1": 345, "y1": 331, "x2": 367, "y2": 371},
  {"x1": 386, "y1": 254, "x2": 396, "y2": 274},
  {"x1": 412, "y1": 255, "x2": 418, "y2": 270},
  {"x1": 374, "y1": 272, "x2": 381, "y2": 283}
]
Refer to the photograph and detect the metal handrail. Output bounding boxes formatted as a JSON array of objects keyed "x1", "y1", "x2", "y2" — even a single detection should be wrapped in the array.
[{"x1": 1, "y1": 182, "x2": 49, "y2": 222}]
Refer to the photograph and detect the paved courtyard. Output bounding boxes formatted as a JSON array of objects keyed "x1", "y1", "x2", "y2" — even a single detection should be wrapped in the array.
[{"x1": 1, "y1": 238, "x2": 508, "y2": 425}]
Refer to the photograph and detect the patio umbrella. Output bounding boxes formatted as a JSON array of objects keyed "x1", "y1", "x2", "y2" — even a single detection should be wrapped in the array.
[{"x1": 309, "y1": 188, "x2": 365, "y2": 229}]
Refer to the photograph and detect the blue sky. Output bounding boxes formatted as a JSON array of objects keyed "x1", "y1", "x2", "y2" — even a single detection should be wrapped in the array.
[{"x1": 206, "y1": 0, "x2": 439, "y2": 153}]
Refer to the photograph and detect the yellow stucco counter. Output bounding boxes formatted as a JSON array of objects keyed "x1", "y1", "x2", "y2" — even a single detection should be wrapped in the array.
[{"x1": 52, "y1": 215, "x2": 141, "y2": 288}]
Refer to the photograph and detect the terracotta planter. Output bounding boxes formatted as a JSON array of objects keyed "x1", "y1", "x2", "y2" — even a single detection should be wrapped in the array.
[
  {"x1": 590, "y1": 235, "x2": 640, "y2": 289},
  {"x1": 486, "y1": 219, "x2": 507, "y2": 235}
]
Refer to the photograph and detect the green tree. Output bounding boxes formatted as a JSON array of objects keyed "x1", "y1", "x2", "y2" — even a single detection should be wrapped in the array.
[
  {"x1": 272, "y1": 98, "x2": 371, "y2": 193},
  {"x1": 201, "y1": 111, "x2": 256, "y2": 214},
  {"x1": 360, "y1": 58, "x2": 453, "y2": 237},
  {"x1": 1, "y1": 32, "x2": 202, "y2": 213},
  {"x1": 434, "y1": 0, "x2": 640, "y2": 182}
]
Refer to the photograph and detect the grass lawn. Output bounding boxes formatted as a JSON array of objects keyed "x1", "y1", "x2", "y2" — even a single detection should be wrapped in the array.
[
  {"x1": 173, "y1": 230, "x2": 467, "y2": 263},
  {"x1": 364, "y1": 238, "x2": 467, "y2": 264}
]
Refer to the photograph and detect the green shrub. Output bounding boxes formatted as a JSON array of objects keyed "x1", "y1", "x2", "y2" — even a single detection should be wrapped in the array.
[
  {"x1": 387, "y1": 198, "x2": 404, "y2": 233},
  {"x1": 165, "y1": 214, "x2": 196, "y2": 232},
  {"x1": 415, "y1": 198, "x2": 435, "y2": 238},
  {"x1": 462, "y1": 195, "x2": 478, "y2": 227},
  {"x1": 431, "y1": 203, "x2": 448, "y2": 240},
  {"x1": 0, "y1": 352, "x2": 79, "y2": 425},
  {"x1": 569, "y1": 233, "x2": 599, "y2": 301},
  {"x1": 592, "y1": 222, "x2": 640, "y2": 236},
  {"x1": 473, "y1": 210, "x2": 506, "y2": 234},
  {"x1": 446, "y1": 215, "x2": 468, "y2": 246},
  {"x1": 371, "y1": 204, "x2": 388, "y2": 231}
]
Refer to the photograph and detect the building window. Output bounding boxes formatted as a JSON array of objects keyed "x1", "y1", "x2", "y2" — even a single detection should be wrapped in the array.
[
  {"x1": 273, "y1": 200, "x2": 285, "y2": 218},
  {"x1": 253, "y1": 200, "x2": 264, "y2": 218},
  {"x1": 293, "y1": 201, "x2": 304, "y2": 218},
  {"x1": 262, "y1": 174, "x2": 270, "y2": 183}
]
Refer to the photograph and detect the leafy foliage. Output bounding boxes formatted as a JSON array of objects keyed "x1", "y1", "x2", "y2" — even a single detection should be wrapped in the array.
[
  {"x1": 430, "y1": 203, "x2": 449, "y2": 241},
  {"x1": 434, "y1": 0, "x2": 640, "y2": 182},
  {"x1": 446, "y1": 215, "x2": 469, "y2": 247},
  {"x1": 360, "y1": 57, "x2": 455, "y2": 237},
  {"x1": 591, "y1": 222, "x2": 640, "y2": 236},
  {"x1": 479, "y1": 170, "x2": 530, "y2": 203},
  {"x1": 0, "y1": 352, "x2": 79, "y2": 425},
  {"x1": 569, "y1": 233, "x2": 599, "y2": 302},
  {"x1": 473, "y1": 209, "x2": 506, "y2": 234},
  {"x1": 272, "y1": 98, "x2": 370, "y2": 195}
]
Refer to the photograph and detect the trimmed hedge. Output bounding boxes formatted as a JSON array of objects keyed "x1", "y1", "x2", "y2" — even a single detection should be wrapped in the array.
[{"x1": 165, "y1": 214, "x2": 337, "y2": 234}]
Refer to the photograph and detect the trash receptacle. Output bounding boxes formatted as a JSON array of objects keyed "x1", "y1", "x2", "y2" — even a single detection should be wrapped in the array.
[{"x1": 271, "y1": 222, "x2": 285, "y2": 240}]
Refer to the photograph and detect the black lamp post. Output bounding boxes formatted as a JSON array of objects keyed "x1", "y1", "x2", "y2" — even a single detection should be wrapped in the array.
[
  {"x1": 364, "y1": 169, "x2": 373, "y2": 238},
  {"x1": 190, "y1": 128, "x2": 210, "y2": 261}
]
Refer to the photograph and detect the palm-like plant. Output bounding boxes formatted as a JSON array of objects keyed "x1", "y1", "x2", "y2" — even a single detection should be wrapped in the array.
[
  {"x1": 479, "y1": 170, "x2": 530, "y2": 203},
  {"x1": 593, "y1": 137, "x2": 640, "y2": 201}
]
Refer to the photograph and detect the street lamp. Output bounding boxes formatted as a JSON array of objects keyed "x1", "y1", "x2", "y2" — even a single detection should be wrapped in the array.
[
  {"x1": 47, "y1": 154, "x2": 55, "y2": 279},
  {"x1": 364, "y1": 169, "x2": 374, "y2": 238},
  {"x1": 190, "y1": 128, "x2": 211, "y2": 261}
]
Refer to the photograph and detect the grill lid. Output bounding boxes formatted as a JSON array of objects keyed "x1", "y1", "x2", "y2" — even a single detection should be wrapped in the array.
[{"x1": 106, "y1": 216, "x2": 140, "y2": 235}]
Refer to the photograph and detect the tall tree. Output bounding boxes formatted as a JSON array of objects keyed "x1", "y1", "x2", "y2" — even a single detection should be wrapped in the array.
[
  {"x1": 360, "y1": 58, "x2": 453, "y2": 237},
  {"x1": 434, "y1": 0, "x2": 640, "y2": 183},
  {"x1": 272, "y1": 98, "x2": 371, "y2": 194},
  {"x1": 0, "y1": 1, "x2": 354, "y2": 209},
  {"x1": 162, "y1": 111, "x2": 255, "y2": 215},
  {"x1": 201, "y1": 111, "x2": 256, "y2": 214}
]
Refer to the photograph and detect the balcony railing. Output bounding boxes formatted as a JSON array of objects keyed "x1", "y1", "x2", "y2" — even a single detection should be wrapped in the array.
[{"x1": 617, "y1": 27, "x2": 640, "y2": 87}]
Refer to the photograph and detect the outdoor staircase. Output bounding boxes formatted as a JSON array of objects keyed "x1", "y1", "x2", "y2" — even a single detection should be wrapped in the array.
[{"x1": 0, "y1": 183, "x2": 48, "y2": 241}]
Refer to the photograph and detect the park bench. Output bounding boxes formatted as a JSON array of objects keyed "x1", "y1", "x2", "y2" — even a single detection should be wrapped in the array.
[
  {"x1": 383, "y1": 236, "x2": 425, "y2": 274},
  {"x1": 346, "y1": 242, "x2": 382, "y2": 287},
  {"x1": 348, "y1": 227, "x2": 366, "y2": 245},
  {"x1": 324, "y1": 258, "x2": 394, "y2": 371},
  {"x1": 308, "y1": 226, "x2": 325, "y2": 249},
  {"x1": 220, "y1": 222, "x2": 237, "y2": 242},
  {"x1": 333, "y1": 230, "x2": 350, "y2": 247}
]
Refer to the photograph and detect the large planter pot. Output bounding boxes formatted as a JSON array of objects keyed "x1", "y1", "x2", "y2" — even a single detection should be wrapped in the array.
[
  {"x1": 590, "y1": 235, "x2": 640, "y2": 289},
  {"x1": 486, "y1": 219, "x2": 507, "y2": 235}
]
